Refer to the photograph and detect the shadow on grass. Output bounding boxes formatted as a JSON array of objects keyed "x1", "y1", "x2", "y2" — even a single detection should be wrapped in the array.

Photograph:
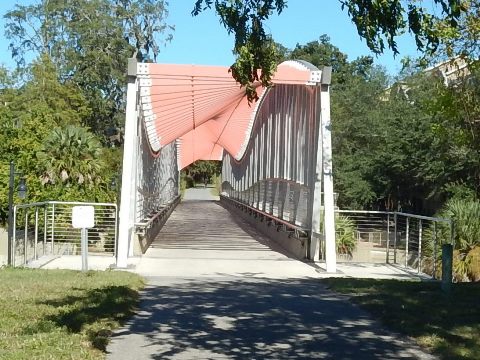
[
  {"x1": 33, "y1": 285, "x2": 139, "y2": 351},
  {"x1": 322, "y1": 278, "x2": 480, "y2": 360},
  {"x1": 107, "y1": 277, "x2": 432, "y2": 359}
]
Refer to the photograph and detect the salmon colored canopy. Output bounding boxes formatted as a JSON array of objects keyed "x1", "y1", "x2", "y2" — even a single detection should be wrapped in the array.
[{"x1": 138, "y1": 60, "x2": 321, "y2": 169}]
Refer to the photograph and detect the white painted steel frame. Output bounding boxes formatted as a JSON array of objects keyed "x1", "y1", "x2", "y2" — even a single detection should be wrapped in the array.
[
  {"x1": 117, "y1": 60, "x2": 180, "y2": 267},
  {"x1": 320, "y1": 83, "x2": 336, "y2": 272},
  {"x1": 221, "y1": 71, "x2": 337, "y2": 271},
  {"x1": 117, "y1": 62, "x2": 139, "y2": 268},
  {"x1": 118, "y1": 60, "x2": 336, "y2": 271}
]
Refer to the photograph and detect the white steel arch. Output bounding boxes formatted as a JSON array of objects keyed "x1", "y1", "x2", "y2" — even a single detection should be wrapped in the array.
[{"x1": 117, "y1": 59, "x2": 336, "y2": 272}]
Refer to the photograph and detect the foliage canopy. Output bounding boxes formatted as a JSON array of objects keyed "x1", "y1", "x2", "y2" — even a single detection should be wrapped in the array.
[{"x1": 193, "y1": 0, "x2": 474, "y2": 101}]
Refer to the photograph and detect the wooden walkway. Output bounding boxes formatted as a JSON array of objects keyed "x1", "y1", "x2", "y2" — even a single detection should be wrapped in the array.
[{"x1": 134, "y1": 199, "x2": 318, "y2": 279}]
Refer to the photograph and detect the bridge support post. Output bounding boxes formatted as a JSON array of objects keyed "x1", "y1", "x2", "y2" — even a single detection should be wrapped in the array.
[
  {"x1": 117, "y1": 58, "x2": 139, "y2": 268},
  {"x1": 308, "y1": 88, "x2": 323, "y2": 261},
  {"x1": 309, "y1": 67, "x2": 336, "y2": 273},
  {"x1": 321, "y1": 74, "x2": 337, "y2": 273}
]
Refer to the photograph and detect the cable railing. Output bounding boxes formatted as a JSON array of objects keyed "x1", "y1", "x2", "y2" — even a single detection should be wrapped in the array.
[
  {"x1": 12, "y1": 201, "x2": 117, "y2": 267},
  {"x1": 333, "y1": 210, "x2": 452, "y2": 278}
]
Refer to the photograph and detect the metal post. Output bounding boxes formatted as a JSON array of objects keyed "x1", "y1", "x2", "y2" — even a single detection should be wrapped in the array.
[
  {"x1": 114, "y1": 204, "x2": 118, "y2": 257},
  {"x1": 433, "y1": 222, "x2": 437, "y2": 279},
  {"x1": 81, "y1": 228, "x2": 88, "y2": 271},
  {"x1": 418, "y1": 219, "x2": 423, "y2": 273},
  {"x1": 405, "y1": 217, "x2": 410, "y2": 268},
  {"x1": 24, "y1": 210, "x2": 28, "y2": 265},
  {"x1": 393, "y1": 212, "x2": 398, "y2": 264},
  {"x1": 43, "y1": 205, "x2": 47, "y2": 256},
  {"x1": 386, "y1": 213, "x2": 390, "y2": 263},
  {"x1": 51, "y1": 203, "x2": 55, "y2": 254},
  {"x1": 12, "y1": 207, "x2": 17, "y2": 267},
  {"x1": 7, "y1": 161, "x2": 15, "y2": 265},
  {"x1": 34, "y1": 207, "x2": 39, "y2": 260}
]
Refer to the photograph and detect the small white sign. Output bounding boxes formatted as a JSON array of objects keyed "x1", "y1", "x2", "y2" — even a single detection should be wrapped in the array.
[{"x1": 72, "y1": 206, "x2": 95, "y2": 229}]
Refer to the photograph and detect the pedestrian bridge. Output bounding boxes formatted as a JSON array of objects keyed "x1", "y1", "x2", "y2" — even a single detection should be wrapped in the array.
[
  {"x1": 117, "y1": 59, "x2": 338, "y2": 272},
  {"x1": 134, "y1": 190, "x2": 324, "y2": 278}
]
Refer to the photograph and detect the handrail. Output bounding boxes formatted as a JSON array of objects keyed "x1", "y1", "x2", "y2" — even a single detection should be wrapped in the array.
[
  {"x1": 338, "y1": 209, "x2": 451, "y2": 223},
  {"x1": 134, "y1": 195, "x2": 180, "y2": 230},
  {"x1": 14, "y1": 201, "x2": 117, "y2": 210},
  {"x1": 394, "y1": 211, "x2": 451, "y2": 223},
  {"x1": 336, "y1": 210, "x2": 394, "y2": 215},
  {"x1": 220, "y1": 195, "x2": 309, "y2": 233}
]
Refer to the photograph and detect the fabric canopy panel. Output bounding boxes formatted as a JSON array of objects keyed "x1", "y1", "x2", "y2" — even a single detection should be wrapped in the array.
[{"x1": 138, "y1": 60, "x2": 321, "y2": 169}]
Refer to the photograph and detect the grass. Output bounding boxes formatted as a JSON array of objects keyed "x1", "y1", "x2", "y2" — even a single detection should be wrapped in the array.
[
  {"x1": 322, "y1": 278, "x2": 480, "y2": 360},
  {"x1": 0, "y1": 267, "x2": 144, "y2": 360}
]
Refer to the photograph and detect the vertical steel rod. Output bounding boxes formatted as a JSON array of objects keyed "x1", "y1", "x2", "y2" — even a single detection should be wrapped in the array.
[
  {"x1": 81, "y1": 228, "x2": 88, "y2": 271},
  {"x1": 405, "y1": 217, "x2": 410, "y2": 268},
  {"x1": 43, "y1": 205, "x2": 47, "y2": 256},
  {"x1": 433, "y1": 221, "x2": 437, "y2": 279},
  {"x1": 12, "y1": 207, "x2": 17, "y2": 267},
  {"x1": 51, "y1": 203, "x2": 55, "y2": 253},
  {"x1": 7, "y1": 161, "x2": 14, "y2": 265},
  {"x1": 34, "y1": 207, "x2": 39, "y2": 260},
  {"x1": 114, "y1": 205, "x2": 118, "y2": 257},
  {"x1": 418, "y1": 219, "x2": 423, "y2": 273},
  {"x1": 386, "y1": 213, "x2": 390, "y2": 264},
  {"x1": 393, "y1": 212, "x2": 398, "y2": 264},
  {"x1": 24, "y1": 210, "x2": 28, "y2": 265}
]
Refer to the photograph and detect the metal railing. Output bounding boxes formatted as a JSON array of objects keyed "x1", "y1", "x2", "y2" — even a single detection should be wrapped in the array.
[
  {"x1": 12, "y1": 201, "x2": 117, "y2": 267},
  {"x1": 333, "y1": 210, "x2": 452, "y2": 278},
  {"x1": 222, "y1": 179, "x2": 313, "y2": 229},
  {"x1": 220, "y1": 194, "x2": 310, "y2": 239},
  {"x1": 394, "y1": 212, "x2": 452, "y2": 279},
  {"x1": 135, "y1": 195, "x2": 181, "y2": 236}
]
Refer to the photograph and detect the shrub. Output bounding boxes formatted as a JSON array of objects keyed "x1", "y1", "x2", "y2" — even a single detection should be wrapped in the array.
[
  {"x1": 335, "y1": 215, "x2": 357, "y2": 258},
  {"x1": 423, "y1": 199, "x2": 480, "y2": 281}
]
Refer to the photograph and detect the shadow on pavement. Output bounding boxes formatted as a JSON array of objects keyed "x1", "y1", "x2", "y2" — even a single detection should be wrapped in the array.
[{"x1": 108, "y1": 277, "x2": 433, "y2": 359}]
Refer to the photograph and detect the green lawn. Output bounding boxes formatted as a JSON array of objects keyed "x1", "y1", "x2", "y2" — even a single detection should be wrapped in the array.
[
  {"x1": 0, "y1": 268, "x2": 144, "y2": 360},
  {"x1": 322, "y1": 278, "x2": 480, "y2": 360}
]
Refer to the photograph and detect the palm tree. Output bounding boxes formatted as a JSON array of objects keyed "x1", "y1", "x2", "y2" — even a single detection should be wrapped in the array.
[{"x1": 36, "y1": 125, "x2": 105, "y2": 187}]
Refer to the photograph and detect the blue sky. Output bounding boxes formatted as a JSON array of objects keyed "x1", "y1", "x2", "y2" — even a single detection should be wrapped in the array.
[{"x1": 0, "y1": 0, "x2": 421, "y2": 75}]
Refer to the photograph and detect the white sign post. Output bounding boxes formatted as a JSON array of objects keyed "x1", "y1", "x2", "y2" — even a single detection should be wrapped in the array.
[{"x1": 72, "y1": 206, "x2": 95, "y2": 272}]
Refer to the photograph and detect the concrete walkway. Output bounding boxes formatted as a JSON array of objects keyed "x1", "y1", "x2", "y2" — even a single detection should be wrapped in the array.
[
  {"x1": 107, "y1": 189, "x2": 435, "y2": 359},
  {"x1": 182, "y1": 185, "x2": 220, "y2": 201}
]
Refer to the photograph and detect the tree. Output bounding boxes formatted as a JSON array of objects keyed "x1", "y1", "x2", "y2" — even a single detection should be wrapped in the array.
[
  {"x1": 184, "y1": 160, "x2": 222, "y2": 185},
  {"x1": 36, "y1": 125, "x2": 105, "y2": 187},
  {"x1": 283, "y1": 34, "x2": 479, "y2": 213},
  {"x1": 0, "y1": 56, "x2": 116, "y2": 221},
  {"x1": 193, "y1": 0, "x2": 470, "y2": 101},
  {"x1": 4, "y1": 0, "x2": 173, "y2": 139},
  {"x1": 430, "y1": 0, "x2": 480, "y2": 60},
  {"x1": 35, "y1": 124, "x2": 116, "y2": 203},
  {"x1": 287, "y1": 35, "x2": 374, "y2": 85}
]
